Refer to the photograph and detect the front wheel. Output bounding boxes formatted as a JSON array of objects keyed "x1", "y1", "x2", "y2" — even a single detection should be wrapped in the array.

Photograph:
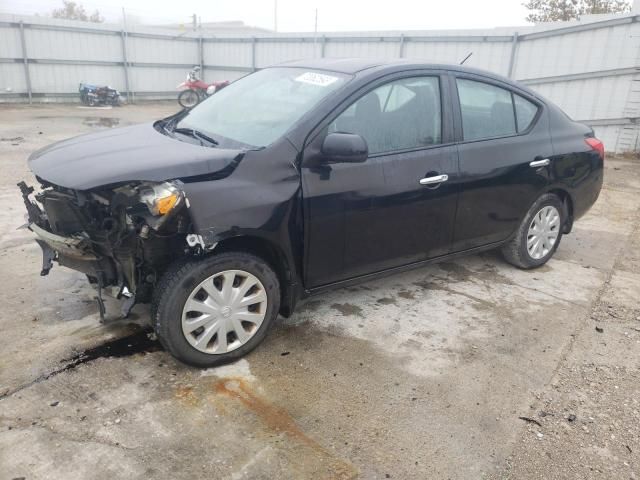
[
  {"x1": 152, "y1": 252, "x2": 280, "y2": 367},
  {"x1": 501, "y1": 193, "x2": 564, "y2": 269},
  {"x1": 178, "y1": 89, "x2": 200, "y2": 109}
]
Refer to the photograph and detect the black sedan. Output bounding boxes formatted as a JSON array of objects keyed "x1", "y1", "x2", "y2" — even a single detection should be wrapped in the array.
[{"x1": 20, "y1": 58, "x2": 604, "y2": 366}]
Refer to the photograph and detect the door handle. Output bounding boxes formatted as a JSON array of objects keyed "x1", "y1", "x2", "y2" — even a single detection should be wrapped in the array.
[
  {"x1": 419, "y1": 174, "x2": 449, "y2": 185},
  {"x1": 530, "y1": 158, "x2": 550, "y2": 167}
]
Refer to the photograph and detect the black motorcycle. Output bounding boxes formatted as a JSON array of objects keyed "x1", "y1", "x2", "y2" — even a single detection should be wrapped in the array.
[{"x1": 79, "y1": 82, "x2": 121, "y2": 106}]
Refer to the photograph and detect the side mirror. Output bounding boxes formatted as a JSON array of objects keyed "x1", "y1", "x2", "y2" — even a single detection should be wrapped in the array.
[{"x1": 321, "y1": 132, "x2": 368, "y2": 163}]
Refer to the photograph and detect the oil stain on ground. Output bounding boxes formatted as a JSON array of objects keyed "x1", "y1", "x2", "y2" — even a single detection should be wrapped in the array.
[
  {"x1": 0, "y1": 327, "x2": 160, "y2": 400},
  {"x1": 437, "y1": 261, "x2": 474, "y2": 281},
  {"x1": 63, "y1": 326, "x2": 160, "y2": 364},
  {"x1": 413, "y1": 280, "x2": 495, "y2": 311},
  {"x1": 297, "y1": 299, "x2": 324, "y2": 313},
  {"x1": 376, "y1": 297, "x2": 397, "y2": 305},
  {"x1": 330, "y1": 303, "x2": 364, "y2": 317},
  {"x1": 174, "y1": 385, "x2": 199, "y2": 407},
  {"x1": 397, "y1": 290, "x2": 415, "y2": 300},
  {"x1": 439, "y1": 258, "x2": 518, "y2": 287},
  {"x1": 83, "y1": 117, "x2": 120, "y2": 128},
  {"x1": 213, "y1": 377, "x2": 357, "y2": 479}
]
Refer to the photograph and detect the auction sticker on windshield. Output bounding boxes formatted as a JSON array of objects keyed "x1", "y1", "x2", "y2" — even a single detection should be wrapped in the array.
[{"x1": 294, "y1": 72, "x2": 339, "y2": 87}]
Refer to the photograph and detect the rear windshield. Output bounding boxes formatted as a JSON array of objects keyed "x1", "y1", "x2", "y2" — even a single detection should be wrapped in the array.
[{"x1": 177, "y1": 67, "x2": 350, "y2": 148}]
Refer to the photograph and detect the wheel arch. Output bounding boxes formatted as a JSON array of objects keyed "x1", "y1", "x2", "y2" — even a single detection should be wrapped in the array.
[
  {"x1": 213, "y1": 234, "x2": 299, "y2": 317},
  {"x1": 546, "y1": 187, "x2": 574, "y2": 233},
  {"x1": 509, "y1": 187, "x2": 575, "y2": 242}
]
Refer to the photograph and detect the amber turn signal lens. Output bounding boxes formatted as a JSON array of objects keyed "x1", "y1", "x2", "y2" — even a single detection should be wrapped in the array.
[{"x1": 156, "y1": 193, "x2": 179, "y2": 215}]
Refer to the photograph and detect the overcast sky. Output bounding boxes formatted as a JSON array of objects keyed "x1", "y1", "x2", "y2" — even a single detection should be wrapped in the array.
[{"x1": 2, "y1": 0, "x2": 531, "y2": 31}]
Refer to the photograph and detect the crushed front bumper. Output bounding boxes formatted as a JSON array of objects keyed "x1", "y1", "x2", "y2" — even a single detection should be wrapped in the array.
[
  {"x1": 27, "y1": 220, "x2": 128, "y2": 318},
  {"x1": 28, "y1": 222, "x2": 97, "y2": 275},
  {"x1": 19, "y1": 180, "x2": 105, "y2": 278},
  {"x1": 18, "y1": 181, "x2": 126, "y2": 318}
]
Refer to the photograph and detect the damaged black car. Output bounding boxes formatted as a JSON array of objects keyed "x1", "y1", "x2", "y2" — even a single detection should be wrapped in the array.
[{"x1": 20, "y1": 59, "x2": 603, "y2": 367}]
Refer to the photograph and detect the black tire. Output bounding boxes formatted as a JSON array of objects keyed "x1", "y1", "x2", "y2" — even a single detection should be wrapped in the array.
[
  {"x1": 152, "y1": 252, "x2": 280, "y2": 368},
  {"x1": 178, "y1": 89, "x2": 200, "y2": 109},
  {"x1": 501, "y1": 193, "x2": 564, "y2": 269}
]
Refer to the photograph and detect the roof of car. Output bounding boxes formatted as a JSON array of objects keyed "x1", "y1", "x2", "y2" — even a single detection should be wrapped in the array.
[
  {"x1": 277, "y1": 58, "x2": 388, "y2": 74},
  {"x1": 276, "y1": 57, "x2": 537, "y2": 96},
  {"x1": 278, "y1": 57, "x2": 489, "y2": 75}
]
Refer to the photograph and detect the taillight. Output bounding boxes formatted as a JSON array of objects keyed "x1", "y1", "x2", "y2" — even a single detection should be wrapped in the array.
[{"x1": 585, "y1": 137, "x2": 604, "y2": 160}]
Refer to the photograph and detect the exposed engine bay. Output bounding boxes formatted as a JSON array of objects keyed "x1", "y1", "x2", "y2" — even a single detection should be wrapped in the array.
[{"x1": 18, "y1": 179, "x2": 195, "y2": 319}]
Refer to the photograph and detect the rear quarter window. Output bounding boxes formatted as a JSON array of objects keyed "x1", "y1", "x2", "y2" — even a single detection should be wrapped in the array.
[{"x1": 514, "y1": 94, "x2": 539, "y2": 132}]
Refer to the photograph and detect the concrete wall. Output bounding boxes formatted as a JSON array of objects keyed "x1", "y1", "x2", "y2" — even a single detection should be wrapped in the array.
[{"x1": 0, "y1": 13, "x2": 638, "y2": 153}]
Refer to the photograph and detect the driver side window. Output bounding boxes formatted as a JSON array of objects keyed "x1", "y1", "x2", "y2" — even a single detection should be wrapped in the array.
[{"x1": 328, "y1": 76, "x2": 442, "y2": 155}]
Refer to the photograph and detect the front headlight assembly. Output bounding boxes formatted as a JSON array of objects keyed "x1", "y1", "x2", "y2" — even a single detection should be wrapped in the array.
[{"x1": 137, "y1": 181, "x2": 183, "y2": 216}]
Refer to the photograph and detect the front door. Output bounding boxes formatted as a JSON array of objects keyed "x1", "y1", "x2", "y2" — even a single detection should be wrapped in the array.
[{"x1": 302, "y1": 73, "x2": 459, "y2": 288}]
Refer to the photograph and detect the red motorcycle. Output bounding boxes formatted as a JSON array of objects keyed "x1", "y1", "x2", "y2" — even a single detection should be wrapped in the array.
[{"x1": 177, "y1": 67, "x2": 229, "y2": 108}]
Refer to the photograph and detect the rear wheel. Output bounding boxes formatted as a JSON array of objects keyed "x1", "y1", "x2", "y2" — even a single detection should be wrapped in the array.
[
  {"x1": 501, "y1": 193, "x2": 564, "y2": 269},
  {"x1": 152, "y1": 252, "x2": 280, "y2": 367},
  {"x1": 178, "y1": 89, "x2": 200, "y2": 108}
]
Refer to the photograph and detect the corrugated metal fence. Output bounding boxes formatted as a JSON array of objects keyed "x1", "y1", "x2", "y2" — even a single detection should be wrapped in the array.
[{"x1": 1, "y1": 13, "x2": 639, "y2": 153}]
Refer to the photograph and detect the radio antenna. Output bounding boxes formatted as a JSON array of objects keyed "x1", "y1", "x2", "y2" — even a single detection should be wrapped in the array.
[{"x1": 460, "y1": 52, "x2": 473, "y2": 65}]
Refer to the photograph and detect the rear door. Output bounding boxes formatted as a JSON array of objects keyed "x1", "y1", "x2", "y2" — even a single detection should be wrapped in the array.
[
  {"x1": 301, "y1": 72, "x2": 459, "y2": 288},
  {"x1": 450, "y1": 73, "x2": 552, "y2": 251}
]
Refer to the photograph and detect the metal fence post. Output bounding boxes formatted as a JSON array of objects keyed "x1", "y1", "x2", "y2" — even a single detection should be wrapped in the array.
[
  {"x1": 507, "y1": 32, "x2": 519, "y2": 79},
  {"x1": 251, "y1": 37, "x2": 257, "y2": 72},
  {"x1": 399, "y1": 34, "x2": 405, "y2": 58},
  {"x1": 18, "y1": 21, "x2": 32, "y2": 104},
  {"x1": 120, "y1": 30, "x2": 132, "y2": 103},
  {"x1": 198, "y1": 35, "x2": 204, "y2": 80}
]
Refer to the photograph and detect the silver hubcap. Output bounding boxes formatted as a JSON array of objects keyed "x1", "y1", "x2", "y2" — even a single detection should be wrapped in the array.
[
  {"x1": 181, "y1": 270, "x2": 267, "y2": 355},
  {"x1": 527, "y1": 205, "x2": 560, "y2": 260}
]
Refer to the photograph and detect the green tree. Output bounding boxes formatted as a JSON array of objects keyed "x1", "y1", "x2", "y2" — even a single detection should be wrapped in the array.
[
  {"x1": 581, "y1": 0, "x2": 631, "y2": 14},
  {"x1": 524, "y1": 0, "x2": 631, "y2": 22},
  {"x1": 51, "y1": 0, "x2": 104, "y2": 23}
]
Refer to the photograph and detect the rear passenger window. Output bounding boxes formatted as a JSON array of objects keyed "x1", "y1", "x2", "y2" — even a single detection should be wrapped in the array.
[
  {"x1": 514, "y1": 94, "x2": 538, "y2": 132},
  {"x1": 329, "y1": 76, "x2": 442, "y2": 155},
  {"x1": 456, "y1": 79, "x2": 516, "y2": 141}
]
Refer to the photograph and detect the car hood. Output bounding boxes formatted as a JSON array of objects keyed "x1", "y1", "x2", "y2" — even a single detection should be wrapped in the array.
[{"x1": 29, "y1": 122, "x2": 245, "y2": 190}]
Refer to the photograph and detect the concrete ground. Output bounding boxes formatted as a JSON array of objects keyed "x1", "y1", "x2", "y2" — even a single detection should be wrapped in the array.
[{"x1": 0, "y1": 103, "x2": 638, "y2": 480}]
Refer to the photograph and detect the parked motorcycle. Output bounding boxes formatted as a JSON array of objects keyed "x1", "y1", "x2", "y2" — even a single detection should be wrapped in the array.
[
  {"x1": 177, "y1": 66, "x2": 229, "y2": 108},
  {"x1": 79, "y1": 82, "x2": 121, "y2": 106}
]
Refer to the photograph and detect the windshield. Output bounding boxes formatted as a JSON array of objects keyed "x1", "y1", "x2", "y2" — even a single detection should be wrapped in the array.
[{"x1": 176, "y1": 67, "x2": 350, "y2": 148}]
